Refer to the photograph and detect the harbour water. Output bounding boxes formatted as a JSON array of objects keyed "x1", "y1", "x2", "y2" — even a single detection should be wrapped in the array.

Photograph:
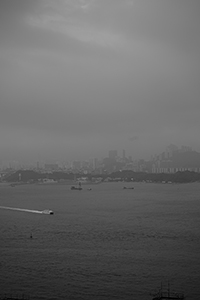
[{"x1": 0, "y1": 182, "x2": 200, "y2": 300}]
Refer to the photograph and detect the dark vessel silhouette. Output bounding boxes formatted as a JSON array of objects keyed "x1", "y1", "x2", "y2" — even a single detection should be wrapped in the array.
[
  {"x1": 71, "y1": 181, "x2": 82, "y2": 190},
  {"x1": 123, "y1": 186, "x2": 134, "y2": 189}
]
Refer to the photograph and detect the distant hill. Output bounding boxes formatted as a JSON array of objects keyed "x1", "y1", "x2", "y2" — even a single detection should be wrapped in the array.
[
  {"x1": 4, "y1": 170, "x2": 74, "y2": 182},
  {"x1": 108, "y1": 170, "x2": 200, "y2": 183}
]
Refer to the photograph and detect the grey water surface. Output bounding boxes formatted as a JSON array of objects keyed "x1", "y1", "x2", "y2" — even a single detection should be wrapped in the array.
[{"x1": 1, "y1": 182, "x2": 200, "y2": 300}]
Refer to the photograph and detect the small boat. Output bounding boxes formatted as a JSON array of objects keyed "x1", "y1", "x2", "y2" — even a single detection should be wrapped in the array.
[
  {"x1": 71, "y1": 186, "x2": 82, "y2": 190},
  {"x1": 71, "y1": 181, "x2": 82, "y2": 190},
  {"x1": 123, "y1": 186, "x2": 134, "y2": 190},
  {"x1": 152, "y1": 283, "x2": 184, "y2": 300},
  {"x1": 42, "y1": 209, "x2": 54, "y2": 215}
]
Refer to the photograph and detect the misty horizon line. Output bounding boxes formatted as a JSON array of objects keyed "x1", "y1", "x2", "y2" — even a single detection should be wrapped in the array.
[{"x1": 0, "y1": 143, "x2": 197, "y2": 167}]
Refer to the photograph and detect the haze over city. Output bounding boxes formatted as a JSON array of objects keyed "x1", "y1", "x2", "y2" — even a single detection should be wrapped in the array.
[{"x1": 1, "y1": 0, "x2": 200, "y2": 163}]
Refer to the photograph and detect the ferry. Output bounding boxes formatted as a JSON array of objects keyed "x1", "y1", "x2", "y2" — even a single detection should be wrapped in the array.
[{"x1": 42, "y1": 209, "x2": 54, "y2": 215}]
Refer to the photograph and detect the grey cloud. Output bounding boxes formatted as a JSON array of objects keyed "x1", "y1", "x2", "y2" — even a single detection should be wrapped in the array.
[
  {"x1": 102, "y1": 1, "x2": 200, "y2": 55},
  {"x1": 0, "y1": 0, "x2": 200, "y2": 162}
]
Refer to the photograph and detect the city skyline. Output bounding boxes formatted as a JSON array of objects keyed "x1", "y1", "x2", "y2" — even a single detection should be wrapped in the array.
[
  {"x1": 1, "y1": 1, "x2": 200, "y2": 164},
  {"x1": 0, "y1": 143, "x2": 199, "y2": 171}
]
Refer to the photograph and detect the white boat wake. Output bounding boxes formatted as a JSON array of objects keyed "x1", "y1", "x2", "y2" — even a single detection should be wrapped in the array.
[{"x1": 0, "y1": 206, "x2": 54, "y2": 214}]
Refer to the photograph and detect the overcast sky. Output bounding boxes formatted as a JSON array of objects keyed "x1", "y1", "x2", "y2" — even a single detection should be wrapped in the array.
[{"x1": 0, "y1": 0, "x2": 200, "y2": 163}]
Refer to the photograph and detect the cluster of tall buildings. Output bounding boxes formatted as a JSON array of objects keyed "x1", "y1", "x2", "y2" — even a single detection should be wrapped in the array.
[
  {"x1": 1, "y1": 144, "x2": 200, "y2": 174},
  {"x1": 96, "y1": 145, "x2": 200, "y2": 174},
  {"x1": 151, "y1": 144, "x2": 200, "y2": 173}
]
